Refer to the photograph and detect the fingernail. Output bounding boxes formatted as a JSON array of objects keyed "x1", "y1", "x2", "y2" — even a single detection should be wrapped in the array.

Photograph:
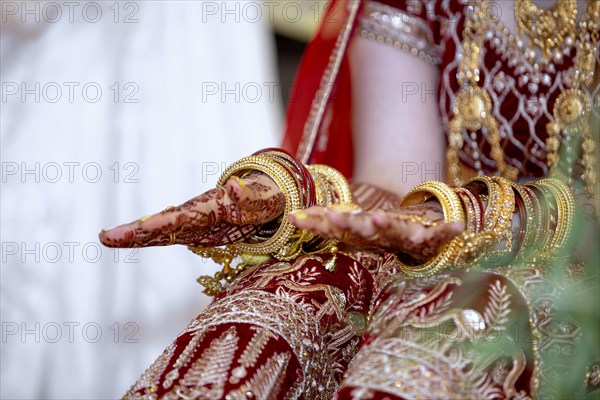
[
  {"x1": 139, "y1": 216, "x2": 151, "y2": 222},
  {"x1": 101, "y1": 226, "x2": 117, "y2": 232}
]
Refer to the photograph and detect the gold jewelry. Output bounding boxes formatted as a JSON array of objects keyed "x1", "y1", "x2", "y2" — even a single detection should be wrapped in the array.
[
  {"x1": 167, "y1": 226, "x2": 184, "y2": 246},
  {"x1": 450, "y1": 0, "x2": 598, "y2": 194},
  {"x1": 327, "y1": 203, "x2": 362, "y2": 214},
  {"x1": 524, "y1": 183, "x2": 555, "y2": 254},
  {"x1": 366, "y1": 232, "x2": 380, "y2": 241},
  {"x1": 302, "y1": 164, "x2": 355, "y2": 270},
  {"x1": 307, "y1": 164, "x2": 353, "y2": 206},
  {"x1": 464, "y1": 176, "x2": 515, "y2": 265},
  {"x1": 545, "y1": 0, "x2": 599, "y2": 194},
  {"x1": 398, "y1": 180, "x2": 466, "y2": 276},
  {"x1": 401, "y1": 181, "x2": 464, "y2": 221},
  {"x1": 188, "y1": 155, "x2": 303, "y2": 295},
  {"x1": 537, "y1": 0, "x2": 598, "y2": 194},
  {"x1": 512, "y1": 184, "x2": 539, "y2": 261},
  {"x1": 217, "y1": 156, "x2": 302, "y2": 257},
  {"x1": 489, "y1": 177, "x2": 516, "y2": 249},
  {"x1": 520, "y1": 185, "x2": 545, "y2": 254},
  {"x1": 466, "y1": 176, "x2": 503, "y2": 232},
  {"x1": 534, "y1": 178, "x2": 575, "y2": 257},
  {"x1": 447, "y1": 2, "x2": 518, "y2": 185},
  {"x1": 189, "y1": 156, "x2": 356, "y2": 295},
  {"x1": 454, "y1": 187, "x2": 482, "y2": 234},
  {"x1": 190, "y1": 246, "x2": 240, "y2": 296},
  {"x1": 445, "y1": 231, "x2": 501, "y2": 266},
  {"x1": 515, "y1": 0, "x2": 577, "y2": 61}
]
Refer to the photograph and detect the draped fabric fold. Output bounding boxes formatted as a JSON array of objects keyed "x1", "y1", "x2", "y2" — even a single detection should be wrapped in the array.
[{"x1": 282, "y1": 0, "x2": 364, "y2": 179}]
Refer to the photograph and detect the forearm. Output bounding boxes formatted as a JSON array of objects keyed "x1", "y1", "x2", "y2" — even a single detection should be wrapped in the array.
[{"x1": 349, "y1": 36, "x2": 446, "y2": 196}]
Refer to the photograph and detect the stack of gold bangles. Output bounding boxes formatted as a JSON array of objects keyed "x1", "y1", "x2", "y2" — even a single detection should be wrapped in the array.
[
  {"x1": 190, "y1": 148, "x2": 576, "y2": 289},
  {"x1": 189, "y1": 148, "x2": 353, "y2": 295},
  {"x1": 395, "y1": 176, "x2": 576, "y2": 277}
]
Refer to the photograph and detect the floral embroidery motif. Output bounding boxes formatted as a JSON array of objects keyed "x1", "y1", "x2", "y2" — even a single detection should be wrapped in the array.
[
  {"x1": 339, "y1": 273, "x2": 535, "y2": 399},
  {"x1": 125, "y1": 254, "x2": 373, "y2": 399}
]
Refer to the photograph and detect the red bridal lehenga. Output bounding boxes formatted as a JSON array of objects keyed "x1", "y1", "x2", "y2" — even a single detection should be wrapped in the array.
[{"x1": 122, "y1": 1, "x2": 599, "y2": 399}]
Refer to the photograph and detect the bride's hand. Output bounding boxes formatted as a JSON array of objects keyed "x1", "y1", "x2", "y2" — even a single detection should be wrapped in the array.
[
  {"x1": 289, "y1": 203, "x2": 464, "y2": 261},
  {"x1": 99, "y1": 173, "x2": 284, "y2": 248}
]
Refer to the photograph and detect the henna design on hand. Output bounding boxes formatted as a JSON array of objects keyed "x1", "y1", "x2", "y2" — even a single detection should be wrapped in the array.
[
  {"x1": 99, "y1": 172, "x2": 285, "y2": 248},
  {"x1": 289, "y1": 202, "x2": 461, "y2": 261}
]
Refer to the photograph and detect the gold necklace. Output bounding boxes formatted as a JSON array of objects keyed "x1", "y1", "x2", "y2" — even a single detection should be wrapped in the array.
[
  {"x1": 447, "y1": 0, "x2": 599, "y2": 194},
  {"x1": 515, "y1": 0, "x2": 577, "y2": 63},
  {"x1": 546, "y1": 0, "x2": 599, "y2": 194},
  {"x1": 447, "y1": 1, "x2": 518, "y2": 186}
]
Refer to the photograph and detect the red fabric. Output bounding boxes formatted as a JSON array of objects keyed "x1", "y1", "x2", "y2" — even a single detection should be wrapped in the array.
[
  {"x1": 124, "y1": 253, "x2": 374, "y2": 399},
  {"x1": 281, "y1": 0, "x2": 364, "y2": 179}
]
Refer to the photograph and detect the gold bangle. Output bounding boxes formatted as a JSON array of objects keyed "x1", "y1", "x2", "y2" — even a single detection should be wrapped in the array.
[
  {"x1": 307, "y1": 164, "x2": 353, "y2": 205},
  {"x1": 512, "y1": 184, "x2": 538, "y2": 261},
  {"x1": 520, "y1": 185, "x2": 545, "y2": 255},
  {"x1": 454, "y1": 187, "x2": 481, "y2": 234},
  {"x1": 489, "y1": 176, "x2": 516, "y2": 249},
  {"x1": 466, "y1": 176, "x2": 503, "y2": 232},
  {"x1": 477, "y1": 177, "x2": 515, "y2": 266},
  {"x1": 401, "y1": 181, "x2": 464, "y2": 222},
  {"x1": 217, "y1": 156, "x2": 302, "y2": 257},
  {"x1": 534, "y1": 178, "x2": 575, "y2": 257},
  {"x1": 398, "y1": 180, "x2": 465, "y2": 277},
  {"x1": 391, "y1": 214, "x2": 440, "y2": 227},
  {"x1": 301, "y1": 164, "x2": 354, "y2": 263},
  {"x1": 257, "y1": 149, "x2": 316, "y2": 207}
]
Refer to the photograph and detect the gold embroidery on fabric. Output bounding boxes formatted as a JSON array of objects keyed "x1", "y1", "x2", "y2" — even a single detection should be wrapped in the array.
[
  {"x1": 340, "y1": 275, "x2": 532, "y2": 399},
  {"x1": 229, "y1": 327, "x2": 276, "y2": 385},
  {"x1": 227, "y1": 352, "x2": 292, "y2": 400},
  {"x1": 184, "y1": 290, "x2": 337, "y2": 398},
  {"x1": 482, "y1": 279, "x2": 512, "y2": 332},
  {"x1": 170, "y1": 326, "x2": 239, "y2": 400},
  {"x1": 123, "y1": 344, "x2": 176, "y2": 399},
  {"x1": 162, "y1": 329, "x2": 206, "y2": 389},
  {"x1": 281, "y1": 281, "x2": 347, "y2": 321},
  {"x1": 499, "y1": 267, "x2": 583, "y2": 398}
]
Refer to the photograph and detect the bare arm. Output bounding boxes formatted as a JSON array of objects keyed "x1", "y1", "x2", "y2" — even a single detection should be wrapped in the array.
[{"x1": 350, "y1": 36, "x2": 446, "y2": 197}]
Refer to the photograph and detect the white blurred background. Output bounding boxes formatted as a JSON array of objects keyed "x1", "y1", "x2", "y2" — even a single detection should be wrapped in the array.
[{"x1": 0, "y1": 1, "x2": 289, "y2": 398}]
